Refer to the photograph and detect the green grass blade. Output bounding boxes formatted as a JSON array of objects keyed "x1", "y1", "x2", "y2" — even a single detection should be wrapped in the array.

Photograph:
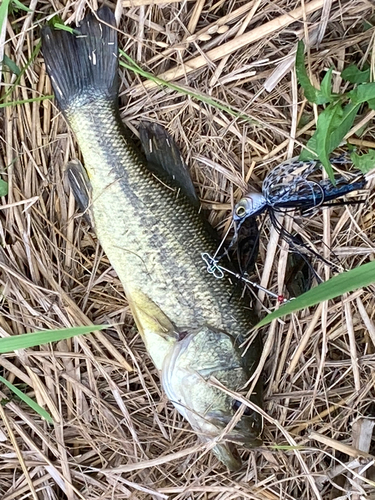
[
  {"x1": 0, "y1": 95, "x2": 53, "y2": 108},
  {"x1": 119, "y1": 50, "x2": 258, "y2": 126},
  {"x1": 1, "y1": 40, "x2": 42, "y2": 103},
  {"x1": 0, "y1": 178, "x2": 8, "y2": 196},
  {"x1": 0, "y1": 325, "x2": 108, "y2": 353},
  {"x1": 52, "y1": 22, "x2": 80, "y2": 35},
  {"x1": 255, "y1": 260, "x2": 375, "y2": 328},
  {"x1": 2, "y1": 54, "x2": 20, "y2": 76},
  {"x1": 0, "y1": 0, "x2": 11, "y2": 33},
  {"x1": 11, "y1": 0, "x2": 31, "y2": 12},
  {"x1": 0, "y1": 375, "x2": 53, "y2": 423}
]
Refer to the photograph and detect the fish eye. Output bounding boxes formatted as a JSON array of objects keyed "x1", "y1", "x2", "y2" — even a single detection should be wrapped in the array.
[
  {"x1": 232, "y1": 399, "x2": 252, "y2": 416},
  {"x1": 235, "y1": 202, "x2": 247, "y2": 219}
]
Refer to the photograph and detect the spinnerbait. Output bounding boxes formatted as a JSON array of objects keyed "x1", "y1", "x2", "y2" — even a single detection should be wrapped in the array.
[
  {"x1": 233, "y1": 156, "x2": 367, "y2": 270},
  {"x1": 234, "y1": 156, "x2": 366, "y2": 226}
]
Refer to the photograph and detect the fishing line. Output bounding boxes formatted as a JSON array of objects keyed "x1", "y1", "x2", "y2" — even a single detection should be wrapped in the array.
[
  {"x1": 268, "y1": 208, "x2": 342, "y2": 274},
  {"x1": 203, "y1": 215, "x2": 289, "y2": 303},
  {"x1": 212, "y1": 220, "x2": 235, "y2": 261}
]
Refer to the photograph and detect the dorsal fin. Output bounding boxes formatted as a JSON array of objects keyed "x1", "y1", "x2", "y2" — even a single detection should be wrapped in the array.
[{"x1": 139, "y1": 122, "x2": 199, "y2": 207}]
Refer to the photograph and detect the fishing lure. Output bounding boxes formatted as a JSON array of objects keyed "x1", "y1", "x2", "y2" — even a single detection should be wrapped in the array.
[
  {"x1": 233, "y1": 156, "x2": 366, "y2": 268},
  {"x1": 234, "y1": 156, "x2": 366, "y2": 225}
]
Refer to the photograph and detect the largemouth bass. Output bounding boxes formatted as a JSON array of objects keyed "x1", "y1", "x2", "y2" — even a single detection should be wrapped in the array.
[{"x1": 42, "y1": 7, "x2": 262, "y2": 470}]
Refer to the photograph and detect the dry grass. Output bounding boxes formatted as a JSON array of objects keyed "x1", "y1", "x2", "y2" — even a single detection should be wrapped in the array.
[{"x1": 1, "y1": 0, "x2": 375, "y2": 498}]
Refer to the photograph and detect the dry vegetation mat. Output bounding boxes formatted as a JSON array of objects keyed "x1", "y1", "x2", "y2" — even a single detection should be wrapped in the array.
[{"x1": 1, "y1": 0, "x2": 375, "y2": 499}]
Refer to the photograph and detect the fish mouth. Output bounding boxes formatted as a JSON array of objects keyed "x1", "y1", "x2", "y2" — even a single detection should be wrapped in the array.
[
  {"x1": 212, "y1": 442, "x2": 242, "y2": 471},
  {"x1": 211, "y1": 437, "x2": 262, "y2": 471},
  {"x1": 206, "y1": 411, "x2": 263, "y2": 445},
  {"x1": 210, "y1": 430, "x2": 262, "y2": 470},
  {"x1": 224, "y1": 432, "x2": 262, "y2": 446},
  {"x1": 215, "y1": 429, "x2": 263, "y2": 451},
  {"x1": 177, "y1": 404, "x2": 262, "y2": 452}
]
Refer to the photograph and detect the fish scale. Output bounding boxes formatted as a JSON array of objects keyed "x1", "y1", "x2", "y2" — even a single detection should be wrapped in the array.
[
  {"x1": 69, "y1": 103, "x2": 238, "y2": 336},
  {"x1": 77, "y1": 104, "x2": 254, "y2": 337}
]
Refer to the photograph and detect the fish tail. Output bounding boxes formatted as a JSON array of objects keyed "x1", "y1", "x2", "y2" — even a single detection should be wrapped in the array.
[{"x1": 41, "y1": 7, "x2": 118, "y2": 113}]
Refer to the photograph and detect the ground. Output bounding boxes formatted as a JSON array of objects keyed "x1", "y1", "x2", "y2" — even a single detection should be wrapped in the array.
[{"x1": 0, "y1": 1, "x2": 375, "y2": 499}]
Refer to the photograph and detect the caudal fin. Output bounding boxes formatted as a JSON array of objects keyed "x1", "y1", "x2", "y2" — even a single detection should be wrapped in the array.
[{"x1": 41, "y1": 7, "x2": 118, "y2": 113}]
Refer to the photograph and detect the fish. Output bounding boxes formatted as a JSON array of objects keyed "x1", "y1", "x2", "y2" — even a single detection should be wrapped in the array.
[{"x1": 41, "y1": 7, "x2": 263, "y2": 470}]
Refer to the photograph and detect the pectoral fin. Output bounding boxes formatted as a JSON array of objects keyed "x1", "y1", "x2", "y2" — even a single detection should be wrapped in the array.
[
  {"x1": 130, "y1": 289, "x2": 176, "y2": 339},
  {"x1": 126, "y1": 289, "x2": 177, "y2": 370},
  {"x1": 65, "y1": 159, "x2": 93, "y2": 225}
]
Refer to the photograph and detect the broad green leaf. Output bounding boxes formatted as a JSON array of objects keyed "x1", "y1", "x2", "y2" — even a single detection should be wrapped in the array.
[
  {"x1": 313, "y1": 103, "x2": 345, "y2": 181},
  {"x1": 255, "y1": 260, "x2": 375, "y2": 328},
  {"x1": 299, "y1": 135, "x2": 318, "y2": 161},
  {"x1": 320, "y1": 67, "x2": 334, "y2": 101},
  {"x1": 295, "y1": 41, "x2": 332, "y2": 105},
  {"x1": 0, "y1": 324, "x2": 108, "y2": 353},
  {"x1": 327, "y1": 101, "x2": 361, "y2": 151},
  {"x1": 349, "y1": 83, "x2": 375, "y2": 104},
  {"x1": 367, "y1": 98, "x2": 375, "y2": 110},
  {"x1": 0, "y1": 179, "x2": 8, "y2": 196},
  {"x1": 0, "y1": 375, "x2": 53, "y2": 423},
  {"x1": 2, "y1": 55, "x2": 20, "y2": 76},
  {"x1": 341, "y1": 65, "x2": 370, "y2": 84},
  {"x1": 299, "y1": 101, "x2": 360, "y2": 162},
  {"x1": 351, "y1": 150, "x2": 375, "y2": 174}
]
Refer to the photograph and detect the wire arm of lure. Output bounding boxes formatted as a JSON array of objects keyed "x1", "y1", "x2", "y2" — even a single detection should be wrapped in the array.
[{"x1": 201, "y1": 252, "x2": 289, "y2": 303}]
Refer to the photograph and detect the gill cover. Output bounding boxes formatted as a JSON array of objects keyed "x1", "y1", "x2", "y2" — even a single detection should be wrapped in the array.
[{"x1": 161, "y1": 326, "x2": 263, "y2": 470}]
